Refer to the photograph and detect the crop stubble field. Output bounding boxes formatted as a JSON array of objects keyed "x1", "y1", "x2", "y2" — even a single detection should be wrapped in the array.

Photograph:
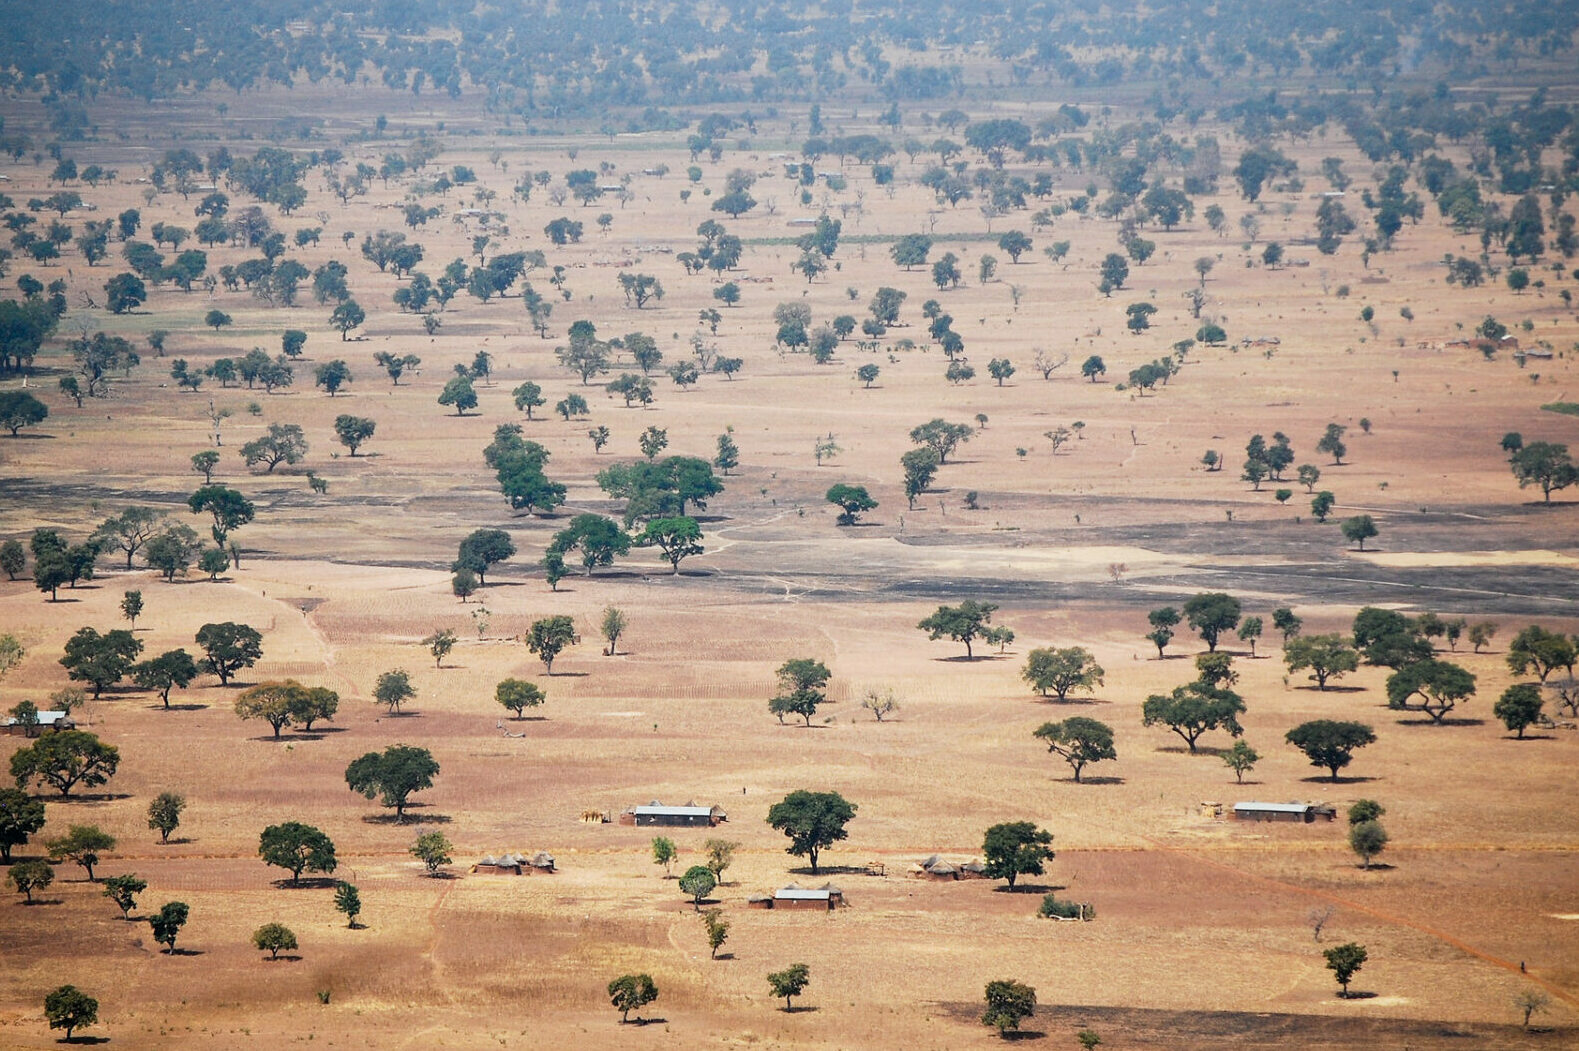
[{"x1": 1, "y1": 79, "x2": 1578, "y2": 1048}]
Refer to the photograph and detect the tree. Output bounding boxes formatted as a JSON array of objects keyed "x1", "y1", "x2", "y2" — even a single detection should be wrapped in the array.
[
  {"x1": 891, "y1": 234, "x2": 932, "y2": 270},
  {"x1": 600, "y1": 606, "x2": 628, "y2": 656},
  {"x1": 999, "y1": 230, "x2": 1033, "y2": 263},
  {"x1": 901, "y1": 447, "x2": 939, "y2": 509},
  {"x1": 438, "y1": 375, "x2": 478, "y2": 416},
  {"x1": 9, "y1": 859, "x2": 53, "y2": 903},
  {"x1": 1286, "y1": 720, "x2": 1376, "y2": 781},
  {"x1": 1316, "y1": 423, "x2": 1348, "y2": 465},
  {"x1": 195, "y1": 622, "x2": 263, "y2": 685},
  {"x1": 651, "y1": 836, "x2": 678, "y2": 877},
  {"x1": 982, "y1": 979, "x2": 1036, "y2": 1036},
  {"x1": 512, "y1": 382, "x2": 546, "y2": 420},
  {"x1": 1349, "y1": 820, "x2": 1388, "y2": 870},
  {"x1": 0, "y1": 390, "x2": 48, "y2": 436},
  {"x1": 188, "y1": 485, "x2": 255, "y2": 548},
  {"x1": 768, "y1": 658, "x2": 831, "y2": 727},
  {"x1": 1144, "y1": 607, "x2": 1180, "y2": 658},
  {"x1": 1509, "y1": 443, "x2": 1576, "y2": 503},
  {"x1": 258, "y1": 822, "x2": 337, "y2": 885},
  {"x1": 205, "y1": 309, "x2": 233, "y2": 332},
  {"x1": 767, "y1": 963, "x2": 811, "y2": 1011},
  {"x1": 766, "y1": 790, "x2": 856, "y2": 874},
  {"x1": 313, "y1": 359, "x2": 352, "y2": 398},
  {"x1": 917, "y1": 600, "x2": 999, "y2": 659},
  {"x1": 423, "y1": 629, "x2": 457, "y2": 668},
  {"x1": 635, "y1": 516, "x2": 705, "y2": 574},
  {"x1": 10, "y1": 731, "x2": 120, "y2": 796},
  {"x1": 1142, "y1": 682, "x2": 1245, "y2": 752},
  {"x1": 1238, "y1": 617, "x2": 1264, "y2": 656},
  {"x1": 60, "y1": 627, "x2": 142, "y2": 697},
  {"x1": 147, "y1": 791, "x2": 186, "y2": 843},
  {"x1": 1386, "y1": 659, "x2": 1476, "y2": 724},
  {"x1": 453, "y1": 529, "x2": 515, "y2": 586},
  {"x1": 1033, "y1": 717, "x2": 1117, "y2": 782},
  {"x1": 329, "y1": 299, "x2": 365, "y2": 340},
  {"x1": 334, "y1": 881, "x2": 362, "y2": 927},
  {"x1": 1284, "y1": 634, "x2": 1360, "y2": 690},
  {"x1": 0, "y1": 540, "x2": 25, "y2": 581},
  {"x1": 987, "y1": 358, "x2": 1015, "y2": 385},
  {"x1": 1515, "y1": 990, "x2": 1551, "y2": 1031},
  {"x1": 825, "y1": 483, "x2": 877, "y2": 525},
  {"x1": 703, "y1": 838, "x2": 737, "y2": 884},
  {"x1": 235, "y1": 681, "x2": 303, "y2": 738},
  {"x1": 549, "y1": 514, "x2": 630, "y2": 576},
  {"x1": 0, "y1": 787, "x2": 46, "y2": 861},
  {"x1": 1273, "y1": 607, "x2": 1302, "y2": 641},
  {"x1": 373, "y1": 669, "x2": 416, "y2": 714},
  {"x1": 1493, "y1": 683, "x2": 1543, "y2": 739},
  {"x1": 239, "y1": 423, "x2": 309, "y2": 473},
  {"x1": 1310, "y1": 491, "x2": 1336, "y2": 523},
  {"x1": 701, "y1": 908, "x2": 730, "y2": 959},
  {"x1": 333, "y1": 415, "x2": 376, "y2": 455},
  {"x1": 131, "y1": 649, "x2": 200, "y2": 707},
  {"x1": 374, "y1": 352, "x2": 422, "y2": 386},
  {"x1": 1220, "y1": 740, "x2": 1260, "y2": 784},
  {"x1": 253, "y1": 922, "x2": 299, "y2": 960},
  {"x1": 44, "y1": 986, "x2": 98, "y2": 1041},
  {"x1": 679, "y1": 864, "x2": 717, "y2": 909},
  {"x1": 1022, "y1": 647, "x2": 1104, "y2": 701},
  {"x1": 410, "y1": 830, "x2": 453, "y2": 875},
  {"x1": 982, "y1": 822, "x2": 1055, "y2": 889},
  {"x1": 46, "y1": 824, "x2": 114, "y2": 881},
  {"x1": 607, "y1": 974, "x2": 658, "y2": 1024},
  {"x1": 148, "y1": 900, "x2": 190, "y2": 953},
  {"x1": 1183, "y1": 593, "x2": 1242, "y2": 652},
  {"x1": 495, "y1": 679, "x2": 546, "y2": 719},
  {"x1": 1340, "y1": 515, "x2": 1378, "y2": 551},
  {"x1": 526, "y1": 615, "x2": 580, "y2": 673},
  {"x1": 1469, "y1": 623, "x2": 1498, "y2": 653},
  {"x1": 1324, "y1": 943, "x2": 1367, "y2": 996},
  {"x1": 909, "y1": 418, "x2": 973, "y2": 463},
  {"x1": 856, "y1": 363, "x2": 880, "y2": 388}
]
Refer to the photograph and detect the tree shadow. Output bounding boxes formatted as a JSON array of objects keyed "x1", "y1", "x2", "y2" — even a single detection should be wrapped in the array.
[
  {"x1": 1352, "y1": 862, "x2": 1395, "y2": 872},
  {"x1": 1300, "y1": 775, "x2": 1378, "y2": 784},
  {"x1": 1297, "y1": 685, "x2": 1367, "y2": 693},
  {"x1": 993, "y1": 883, "x2": 1064, "y2": 895},
  {"x1": 58, "y1": 1036, "x2": 111, "y2": 1045},
  {"x1": 164, "y1": 948, "x2": 205, "y2": 956},
  {"x1": 263, "y1": 954, "x2": 303, "y2": 962},
  {"x1": 782, "y1": 1005, "x2": 820, "y2": 1014},
  {"x1": 1506, "y1": 734, "x2": 1554, "y2": 741},
  {"x1": 935, "y1": 654, "x2": 1004, "y2": 663},
  {"x1": 54, "y1": 793, "x2": 132, "y2": 804},
  {"x1": 1156, "y1": 744, "x2": 1228, "y2": 756},
  {"x1": 1337, "y1": 990, "x2": 1379, "y2": 1000},
  {"x1": 711, "y1": 952, "x2": 735, "y2": 961},
  {"x1": 1394, "y1": 717, "x2": 1484, "y2": 727},
  {"x1": 361, "y1": 810, "x2": 451, "y2": 825},
  {"x1": 787, "y1": 864, "x2": 870, "y2": 877},
  {"x1": 1074, "y1": 775, "x2": 1125, "y2": 785},
  {"x1": 1037, "y1": 695, "x2": 1110, "y2": 706},
  {"x1": 546, "y1": 671, "x2": 589, "y2": 678},
  {"x1": 154, "y1": 703, "x2": 210, "y2": 712},
  {"x1": 288, "y1": 732, "x2": 326, "y2": 742},
  {"x1": 161, "y1": 837, "x2": 195, "y2": 846},
  {"x1": 999, "y1": 1030, "x2": 1046, "y2": 1041},
  {"x1": 5, "y1": 432, "x2": 59, "y2": 440},
  {"x1": 626, "y1": 1017, "x2": 669, "y2": 1026},
  {"x1": 269, "y1": 877, "x2": 340, "y2": 890},
  {"x1": 303, "y1": 725, "x2": 347, "y2": 734},
  {"x1": 21, "y1": 898, "x2": 65, "y2": 906}
]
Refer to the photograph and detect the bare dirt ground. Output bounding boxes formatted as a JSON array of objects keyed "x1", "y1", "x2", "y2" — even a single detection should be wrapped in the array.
[{"x1": 1, "y1": 80, "x2": 1577, "y2": 1047}]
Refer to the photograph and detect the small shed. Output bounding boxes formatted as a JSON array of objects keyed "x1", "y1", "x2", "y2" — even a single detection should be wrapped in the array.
[
  {"x1": 1233, "y1": 802, "x2": 1336, "y2": 823},
  {"x1": 770, "y1": 882, "x2": 844, "y2": 910},
  {"x1": 3, "y1": 710, "x2": 75, "y2": 736},
  {"x1": 619, "y1": 800, "x2": 727, "y2": 827},
  {"x1": 472, "y1": 854, "x2": 524, "y2": 875}
]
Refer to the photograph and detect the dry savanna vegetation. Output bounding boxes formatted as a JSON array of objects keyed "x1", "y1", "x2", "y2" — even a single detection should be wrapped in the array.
[{"x1": 2, "y1": 2, "x2": 1578, "y2": 1046}]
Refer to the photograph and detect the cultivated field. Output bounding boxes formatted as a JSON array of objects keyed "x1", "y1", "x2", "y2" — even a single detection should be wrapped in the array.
[{"x1": 2, "y1": 79, "x2": 1578, "y2": 1048}]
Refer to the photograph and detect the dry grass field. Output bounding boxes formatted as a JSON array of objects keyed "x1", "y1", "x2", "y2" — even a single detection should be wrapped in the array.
[{"x1": 1, "y1": 79, "x2": 1577, "y2": 1048}]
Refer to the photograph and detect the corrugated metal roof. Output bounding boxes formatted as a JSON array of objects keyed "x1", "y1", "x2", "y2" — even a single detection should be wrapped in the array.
[
  {"x1": 1233, "y1": 802, "x2": 1315, "y2": 813},
  {"x1": 633, "y1": 805, "x2": 715, "y2": 817},
  {"x1": 775, "y1": 888, "x2": 835, "y2": 900}
]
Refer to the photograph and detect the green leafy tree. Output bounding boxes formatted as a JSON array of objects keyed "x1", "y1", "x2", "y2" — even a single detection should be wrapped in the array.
[
  {"x1": 982, "y1": 979, "x2": 1037, "y2": 1036},
  {"x1": 901, "y1": 447, "x2": 939, "y2": 509},
  {"x1": 10, "y1": 730, "x2": 120, "y2": 796},
  {"x1": 195, "y1": 621, "x2": 263, "y2": 685},
  {"x1": 438, "y1": 375, "x2": 478, "y2": 415},
  {"x1": 1286, "y1": 720, "x2": 1376, "y2": 781},
  {"x1": 1183, "y1": 593, "x2": 1242, "y2": 652},
  {"x1": 253, "y1": 922, "x2": 298, "y2": 959},
  {"x1": 1349, "y1": 820, "x2": 1388, "y2": 870},
  {"x1": 549, "y1": 514, "x2": 630, "y2": 576},
  {"x1": 981, "y1": 821, "x2": 1055, "y2": 889},
  {"x1": 636, "y1": 516, "x2": 704, "y2": 573},
  {"x1": 147, "y1": 791, "x2": 186, "y2": 843},
  {"x1": 333, "y1": 415, "x2": 376, "y2": 455},
  {"x1": 766, "y1": 790, "x2": 856, "y2": 874},
  {"x1": 1316, "y1": 423, "x2": 1348, "y2": 465},
  {"x1": 916, "y1": 599, "x2": 999, "y2": 659},
  {"x1": 678, "y1": 864, "x2": 717, "y2": 909},
  {"x1": 767, "y1": 963, "x2": 812, "y2": 1011},
  {"x1": 454, "y1": 529, "x2": 516, "y2": 586},
  {"x1": 607, "y1": 974, "x2": 658, "y2": 1024},
  {"x1": 373, "y1": 669, "x2": 416, "y2": 714},
  {"x1": 1032, "y1": 717, "x2": 1116, "y2": 782},
  {"x1": 652, "y1": 836, "x2": 678, "y2": 876},
  {"x1": 1507, "y1": 625, "x2": 1577, "y2": 683},
  {"x1": 47, "y1": 823, "x2": 115, "y2": 880},
  {"x1": 1385, "y1": 659, "x2": 1476, "y2": 724},
  {"x1": 188, "y1": 485, "x2": 255, "y2": 548},
  {"x1": 148, "y1": 900, "x2": 190, "y2": 952},
  {"x1": 496, "y1": 679, "x2": 546, "y2": 719},
  {"x1": 0, "y1": 787, "x2": 46, "y2": 861},
  {"x1": 59, "y1": 627, "x2": 142, "y2": 698},
  {"x1": 121, "y1": 589, "x2": 144, "y2": 627},
  {"x1": 259, "y1": 822, "x2": 337, "y2": 885},
  {"x1": 9, "y1": 859, "x2": 54, "y2": 902},
  {"x1": 234, "y1": 680, "x2": 302, "y2": 737},
  {"x1": 525, "y1": 615, "x2": 580, "y2": 673},
  {"x1": 1494, "y1": 683, "x2": 1544, "y2": 738},
  {"x1": 1340, "y1": 515, "x2": 1378, "y2": 551},
  {"x1": 346, "y1": 745, "x2": 439, "y2": 820},
  {"x1": 1146, "y1": 607, "x2": 1180, "y2": 658},
  {"x1": 1324, "y1": 943, "x2": 1368, "y2": 996},
  {"x1": 1222, "y1": 740, "x2": 1260, "y2": 783},
  {"x1": 1284, "y1": 634, "x2": 1359, "y2": 690},
  {"x1": 825, "y1": 483, "x2": 877, "y2": 525},
  {"x1": 410, "y1": 830, "x2": 453, "y2": 875},
  {"x1": 909, "y1": 418, "x2": 973, "y2": 463},
  {"x1": 701, "y1": 908, "x2": 730, "y2": 958},
  {"x1": 423, "y1": 628, "x2": 457, "y2": 668},
  {"x1": 1142, "y1": 682, "x2": 1245, "y2": 752},
  {"x1": 334, "y1": 880, "x2": 362, "y2": 927},
  {"x1": 102, "y1": 873, "x2": 147, "y2": 919},
  {"x1": 600, "y1": 607, "x2": 628, "y2": 656},
  {"x1": 1022, "y1": 647, "x2": 1104, "y2": 701},
  {"x1": 44, "y1": 986, "x2": 98, "y2": 1040},
  {"x1": 130, "y1": 649, "x2": 200, "y2": 708}
]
